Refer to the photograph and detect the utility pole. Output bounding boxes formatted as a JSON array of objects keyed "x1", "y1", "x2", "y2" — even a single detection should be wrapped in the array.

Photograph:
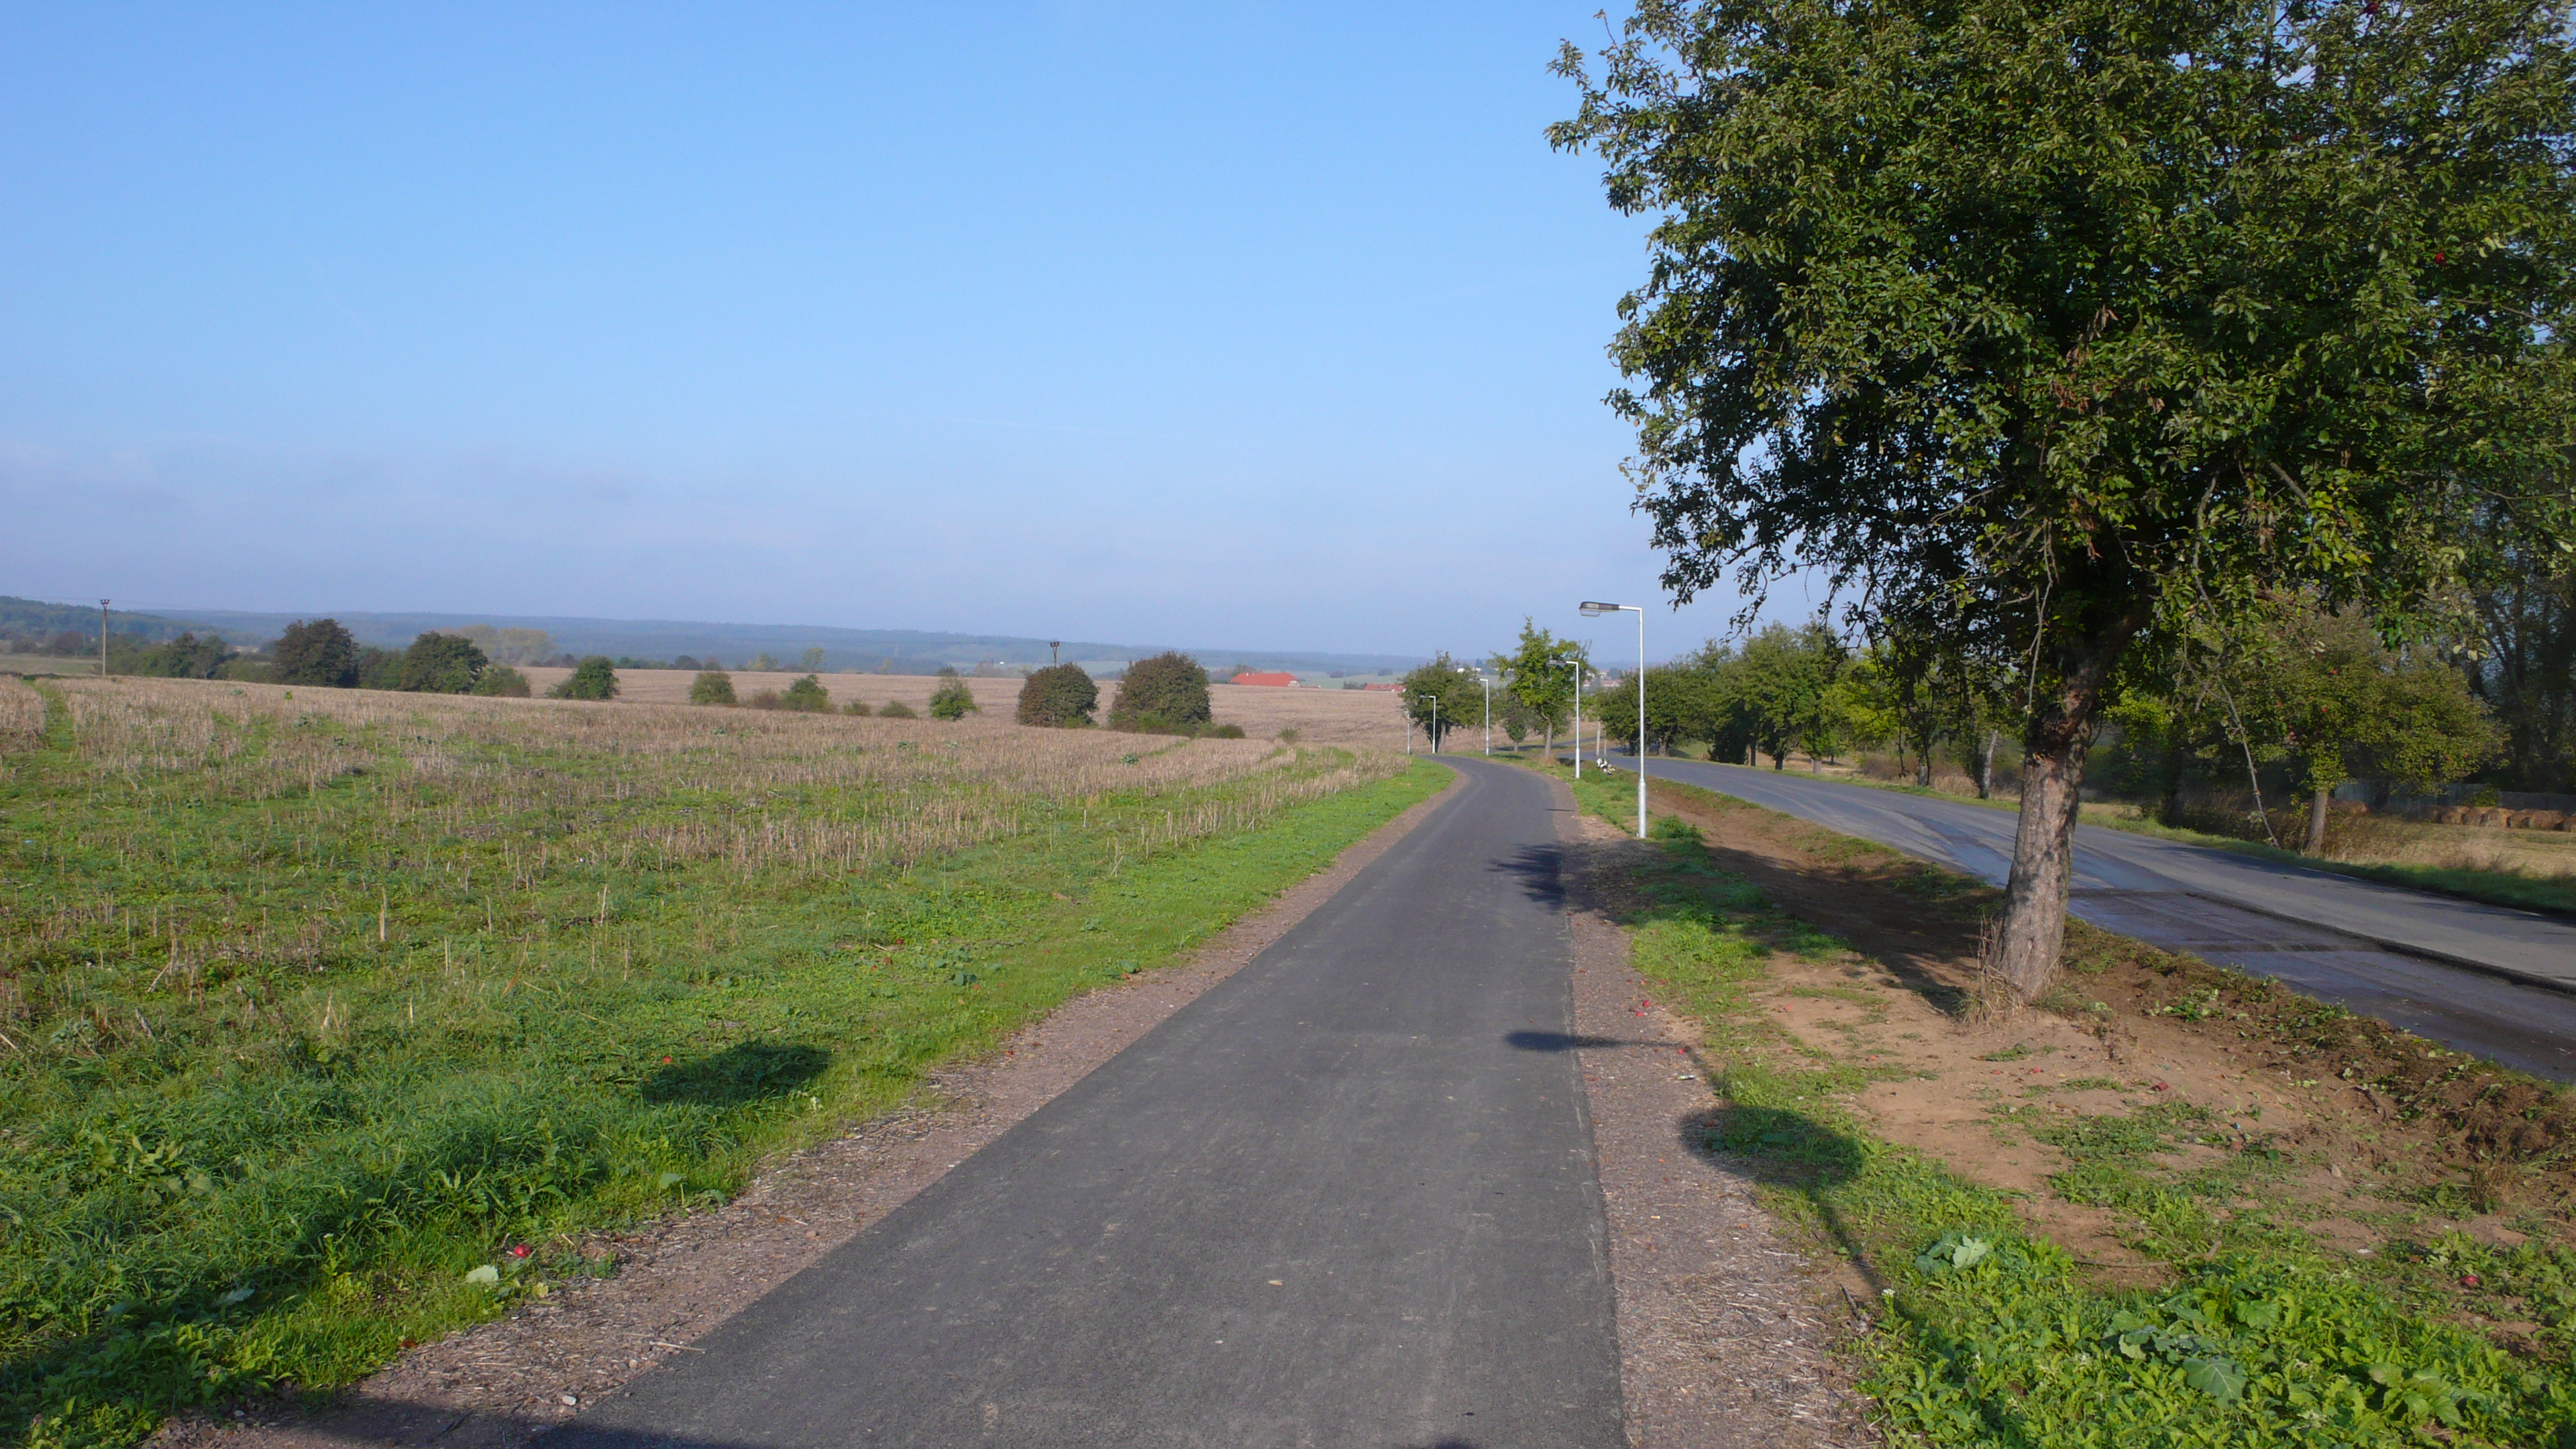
[
  {"x1": 1049, "y1": 640, "x2": 1061, "y2": 665},
  {"x1": 99, "y1": 600, "x2": 109, "y2": 678}
]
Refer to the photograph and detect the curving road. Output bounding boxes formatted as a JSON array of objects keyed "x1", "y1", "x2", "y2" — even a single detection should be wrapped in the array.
[
  {"x1": 547, "y1": 758, "x2": 1622, "y2": 1449},
  {"x1": 1605, "y1": 755, "x2": 2576, "y2": 1081}
]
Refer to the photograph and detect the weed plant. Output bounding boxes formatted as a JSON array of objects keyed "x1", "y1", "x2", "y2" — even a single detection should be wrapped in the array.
[
  {"x1": 0, "y1": 678, "x2": 1432, "y2": 1446},
  {"x1": 1549, "y1": 763, "x2": 2576, "y2": 1446}
]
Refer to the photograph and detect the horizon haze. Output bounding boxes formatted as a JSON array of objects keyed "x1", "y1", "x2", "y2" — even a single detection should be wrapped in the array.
[{"x1": 0, "y1": 3, "x2": 1829, "y2": 664}]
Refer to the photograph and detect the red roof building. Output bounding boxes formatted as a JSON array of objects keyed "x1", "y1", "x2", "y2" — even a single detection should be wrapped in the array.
[{"x1": 1228, "y1": 671, "x2": 1299, "y2": 687}]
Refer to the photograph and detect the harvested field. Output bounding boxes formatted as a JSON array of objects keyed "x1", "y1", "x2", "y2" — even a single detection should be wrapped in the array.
[
  {"x1": 0, "y1": 676, "x2": 1432, "y2": 1447},
  {"x1": 518, "y1": 669, "x2": 1411, "y2": 747}
]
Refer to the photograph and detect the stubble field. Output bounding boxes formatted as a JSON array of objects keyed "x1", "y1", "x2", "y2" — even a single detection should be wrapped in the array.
[
  {"x1": 520, "y1": 669, "x2": 1413, "y2": 748},
  {"x1": 0, "y1": 674, "x2": 1433, "y2": 1446}
]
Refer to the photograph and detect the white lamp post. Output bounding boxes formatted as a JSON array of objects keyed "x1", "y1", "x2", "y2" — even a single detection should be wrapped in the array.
[{"x1": 1580, "y1": 601, "x2": 1648, "y2": 839}]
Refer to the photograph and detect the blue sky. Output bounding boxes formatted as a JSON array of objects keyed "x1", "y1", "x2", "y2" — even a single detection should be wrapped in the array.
[{"x1": 1, "y1": 2, "x2": 1804, "y2": 661}]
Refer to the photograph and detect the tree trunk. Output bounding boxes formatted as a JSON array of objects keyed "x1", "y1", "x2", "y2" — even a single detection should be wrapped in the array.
[
  {"x1": 2306, "y1": 788, "x2": 2331, "y2": 855},
  {"x1": 1915, "y1": 731, "x2": 1933, "y2": 787},
  {"x1": 1978, "y1": 729, "x2": 1998, "y2": 799},
  {"x1": 1994, "y1": 618, "x2": 2140, "y2": 1004}
]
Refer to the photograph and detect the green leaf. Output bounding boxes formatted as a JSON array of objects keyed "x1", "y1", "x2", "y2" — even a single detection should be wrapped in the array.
[{"x1": 2182, "y1": 1356, "x2": 2247, "y2": 1403}]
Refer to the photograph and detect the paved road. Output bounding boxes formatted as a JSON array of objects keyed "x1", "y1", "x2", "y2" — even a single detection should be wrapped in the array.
[
  {"x1": 1606, "y1": 755, "x2": 2576, "y2": 1080},
  {"x1": 549, "y1": 757, "x2": 1622, "y2": 1449}
]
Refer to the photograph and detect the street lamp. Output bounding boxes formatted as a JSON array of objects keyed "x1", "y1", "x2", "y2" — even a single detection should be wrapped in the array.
[
  {"x1": 1470, "y1": 667, "x2": 1493, "y2": 756},
  {"x1": 1580, "y1": 601, "x2": 1647, "y2": 839}
]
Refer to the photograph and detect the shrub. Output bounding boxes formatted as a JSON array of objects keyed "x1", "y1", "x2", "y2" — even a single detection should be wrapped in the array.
[
  {"x1": 1203, "y1": 722, "x2": 1246, "y2": 739},
  {"x1": 1016, "y1": 663, "x2": 1099, "y2": 727},
  {"x1": 782, "y1": 674, "x2": 833, "y2": 712},
  {"x1": 877, "y1": 699, "x2": 918, "y2": 719},
  {"x1": 472, "y1": 665, "x2": 532, "y2": 697},
  {"x1": 548, "y1": 656, "x2": 619, "y2": 701},
  {"x1": 843, "y1": 699, "x2": 873, "y2": 716},
  {"x1": 747, "y1": 689, "x2": 783, "y2": 710},
  {"x1": 1108, "y1": 652, "x2": 1211, "y2": 733},
  {"x1": 400, "y1": 632, "x2": 489, "y2": 694},
  {"x1": 356, "y1": 645, "x2": 407, "y2": 691},
  {"x1": 928, "y1": 678, "x2": 979, "y2": 721},
  {"x1": 271, "y1": 619, "x2": 359, "y2": 687},
  {"x1": 131, "y1": 632, "x2": 231, "y2": 680},
  {"x1": 1277, "y1": 728, "x2": 1300, "y2": 744},
  {"x1": 689, "y1": 669, "x2": 737, "y2": 706}
]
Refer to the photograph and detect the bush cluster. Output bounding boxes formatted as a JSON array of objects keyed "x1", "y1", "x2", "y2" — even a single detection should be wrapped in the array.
[
  {"x1": 1107, "y1": 652, "x2": 1212, "y2": 735},
  {"x1": 781, "y1": 674, "x2": 833, "y2": 712},
  {"x1": 1016, "y1": 663, "x2": 1097, "y2": 727},
  {"x1": 547, "y1": 657, "x2": 619, "y2": 702},
  {"x1": 928, "y1": 678, "x2": 979, "y2": 720}
]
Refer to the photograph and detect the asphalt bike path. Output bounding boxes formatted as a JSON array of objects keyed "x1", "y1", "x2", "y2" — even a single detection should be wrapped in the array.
[
  {"x1": 1608, "y1": 755, "x2": 2576, "y2": 1079},
  {"x1": 547, "y1": 756, "x2": 1623, "y2": 1448}
]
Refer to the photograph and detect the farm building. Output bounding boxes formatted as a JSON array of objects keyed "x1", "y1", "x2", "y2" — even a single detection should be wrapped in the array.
[{"x1": 1229, "y1": 671, "x2": 1298, "y2": 687}]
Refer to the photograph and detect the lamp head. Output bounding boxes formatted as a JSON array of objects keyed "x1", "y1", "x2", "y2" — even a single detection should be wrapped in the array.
[{"x1": 1579, "y1": 601, "x2": 1622, "y2": 616}]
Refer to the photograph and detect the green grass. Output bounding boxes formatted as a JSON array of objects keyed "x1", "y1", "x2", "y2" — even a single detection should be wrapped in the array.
[
  {"x1": 1544, "y1": 759, "x2": 2576, "y2": 1447},
  {"x1": 0, "y1": 680, "x2": 1440, "y2": 1446}
]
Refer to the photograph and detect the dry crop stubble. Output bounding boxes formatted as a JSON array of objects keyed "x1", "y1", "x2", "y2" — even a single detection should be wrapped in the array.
[
  {"x1": 0, "y1": 676, "x2": 1424, "y2": 1448},
  {"x1": 531, "y1": 669, "x2": 1411, "y2": 746}
]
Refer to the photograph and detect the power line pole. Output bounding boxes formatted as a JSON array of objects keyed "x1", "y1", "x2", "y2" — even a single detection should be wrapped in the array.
[{"x1": 99, "y1": 600, "x2": 110, "y2": 678}]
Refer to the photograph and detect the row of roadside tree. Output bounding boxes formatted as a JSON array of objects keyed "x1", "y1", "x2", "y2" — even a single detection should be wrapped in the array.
[{"x1": 1404, "y1": 600, "x2": 2499, "y2": 858}]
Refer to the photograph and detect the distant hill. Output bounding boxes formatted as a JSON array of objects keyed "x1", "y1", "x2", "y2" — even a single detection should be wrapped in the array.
[
  {"x1": 0, "y1": 595, "x2": 210, "y2": 645},
  {"x1": 5, "y1": 598, "x2": 1420, "y2": 676}
]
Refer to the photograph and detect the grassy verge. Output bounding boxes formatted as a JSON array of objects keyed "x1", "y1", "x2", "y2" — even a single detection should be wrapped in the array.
[
  {"x1": 1654, "y1": 753, "x2": 2576, "y2": 921},
  {"x1": 1544, "y1": 760, "x2": 2576, "y2": 1447},
  {"x1": 0, "y1": 677, "x2": 1440, "y2": 1447}
]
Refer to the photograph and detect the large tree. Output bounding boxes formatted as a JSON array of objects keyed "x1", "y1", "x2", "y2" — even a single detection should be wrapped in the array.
[
  {"x1": 1016, "y1": 663, "x2": 1100, "y2": 728},
  {"x1": 399, "y1": 632, "x2": 488, "y2": 694},
  {"x1": 1108, "y1": 652, "x2": 1211, "y2": 733},
  {"x1": 272, "y1": 619, "x2": 360, "y2": 688},
  {"x1": 1495, "y1": 620, "x2": 1585, "y2": 758},
  {"x1": 1555, "y1": 0, "x2": 2576, "y2": 998},
  {"x1": 1401, "y1": 653, "x2": 1485, "y2": 749}
]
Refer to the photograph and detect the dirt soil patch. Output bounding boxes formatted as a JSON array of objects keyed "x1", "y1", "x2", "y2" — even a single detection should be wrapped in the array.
[
  {"x1": 1637, "y1": 775, "x2": 2576, "y2": 1275},
  {"x1": 150, "y1": 773, "x2": 1460, "y2": 1449}
]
